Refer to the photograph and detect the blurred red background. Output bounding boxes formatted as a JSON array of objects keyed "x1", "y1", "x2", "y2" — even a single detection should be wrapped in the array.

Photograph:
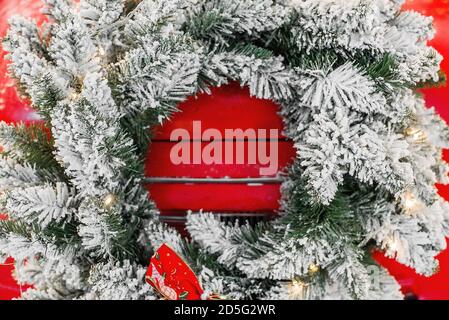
[{"x1": 0, "y1": 0, "x2": 448, "y2": 300}]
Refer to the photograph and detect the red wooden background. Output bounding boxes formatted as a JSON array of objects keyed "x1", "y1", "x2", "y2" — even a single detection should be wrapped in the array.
[{"x1": 145, "y1": 83, "x2": 296, "y2": 216}]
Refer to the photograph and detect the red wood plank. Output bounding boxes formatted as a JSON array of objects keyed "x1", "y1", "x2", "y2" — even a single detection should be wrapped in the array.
[
  {"x1": 151, "y1": 82, "x2": 288, "y2": 140},
  {"x1": 146, "y1": 141, "x2": 296, "y2": 178},
  {"x1": 145, "y1": 82, "x2": 294, "y2": 216},
  {"x1": 146, "y1": 183, "x2": 282, "y2": 212}
]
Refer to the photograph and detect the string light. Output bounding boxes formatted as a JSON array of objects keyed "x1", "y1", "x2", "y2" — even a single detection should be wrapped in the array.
[
  {"x1": 404, "y1": 127, "x2": 427, "y2": 143},
  {"x1": 402, "y1": 191, "x2": 421, "y2": 214},
  {"x1": 68, "y1": 90, "x2": 80, "y2": 101},
  {"x1": 307, "y1": 264, "x2": 320, "y2": 276},
  {"x1": 98, "y1": 46, "x2": 106, "y2": 57},
  {"x1": 288, "y1": 276, "x2": 309, "y2": 299},
  {"x1": 102, "y1": 193, "x2": 118, "y2": 209},
  {"x1": 386, "y1": 235, "x2": 402, "y2": 253}
]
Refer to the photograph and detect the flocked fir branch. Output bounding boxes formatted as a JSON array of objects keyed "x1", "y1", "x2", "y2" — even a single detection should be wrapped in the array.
[{"x1": 0, "y1": 0, "x2": 448, "y2": 300}]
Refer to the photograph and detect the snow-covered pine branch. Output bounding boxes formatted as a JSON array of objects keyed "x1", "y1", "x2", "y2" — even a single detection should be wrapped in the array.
[
  {"x1": 82, "y1": 260, "x2": 155, "y2": 300},
  {"x1": 76, "y1": 198, "x2": 133, "y2": 259},
  {"x1": 0, "y1": 158, "x2": 41, "y2": 192},
  {"x1": 185, "y1": 0, "x2": 291, "y2": 43},
  {"x1": 115, "y1": 36, "x2": 201, "y2": 119},
  {"x1": 204, "y1": 50, "x2": 294, "y2": 100},
  {"x1": 297, "y1": 62, "x2": 387, "y2": 116},
  {"x1": 41, "y1": 0, "x2": 72, "y2": 23},
  {"x1": 144, "y1": 219, "x2": 185, "y2": 254},
  {"x1": 186, "y1": 212, "x2": 244, "y2": 265},
  {"x1": 51, "y1": 99, "x2": 136, "y2": 197},
  {"x1": 3, "y1": 182, "x2": 76, "y2": 228}
]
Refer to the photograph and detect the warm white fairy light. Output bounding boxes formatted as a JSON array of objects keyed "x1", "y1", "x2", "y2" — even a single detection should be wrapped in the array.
[
  {"x1": 386, "y1": 235, "x2": 402, "y2": 253},
  {"x1": 308, "y1": 263, "x2": 320, "y2": 276},
  {"x1": 68, "y1": 90, "x2": 80, "y2": 101},
  {"x1": 102, "y1": 193, "x2": 118, "y2": 209},
  {"x1": 404, "y1": 127, "x2": 427, "y2": 143},
  {"x1": 288, "y1": 277, "x2": 309, "y2": 299},
  {"x1": 402, "y1": 191, "x2": 421, "y2": 214},
  {"x1": 98, "y1": 46, "x2": 106, "y2": 57}
]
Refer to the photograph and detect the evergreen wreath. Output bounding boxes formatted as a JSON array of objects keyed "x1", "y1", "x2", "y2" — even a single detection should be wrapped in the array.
[{"x1": 1, "y1": 0, "x2": 449, "y2": 300}]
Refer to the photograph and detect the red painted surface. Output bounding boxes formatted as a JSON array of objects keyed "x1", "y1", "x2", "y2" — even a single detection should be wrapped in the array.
[
  {"x1": 0, "y1": 213, "x2": 19, "y2": 300},
  {"x1": 0, "y1": 0, "x2": 45, "y2": 125},
  {"x1": 151, "y1": 83, "x2": 288, "y2": 140},
  {"x1": 0, "y1": 257, "x2": 21, "y2": 300},
  {"x1": 0, "y1": 216, "x2": 31, "y2": 300},
  {"x1": 149, "y1": 183, "x2": 284, "y2": 213},
  {"x1": 146, "y1": 83, "x2": 297, "y2": 216},
  {"x1": 147, "y1": 141, "x2": 296, "y2": 178}
]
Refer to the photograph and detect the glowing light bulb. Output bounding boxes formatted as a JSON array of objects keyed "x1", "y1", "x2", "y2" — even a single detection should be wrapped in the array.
[
  {"x1": 98, "y1": 46, "x2": 106, "y2": 57},
  {"x1": 103, "y1": 193, "x2": 118, "y2": 209},
  {"x1": 69, "y1": 91, "x2": 79, "y2": 101},
  {"x1": 288, "y1": 277, "x2": 309, "y2": 299},
  {"x1": 404, "y1": 127, "x2": 427, "y2": 142},
  {"x1": 403, "y1": 191, "x2": 420, "y2": 213},
  {"x1": 308, "y1": 264, "x2": 320, "y2": 276},
  {"x1": 387, "y1": 235, "x2": 401, "y2": 253}
]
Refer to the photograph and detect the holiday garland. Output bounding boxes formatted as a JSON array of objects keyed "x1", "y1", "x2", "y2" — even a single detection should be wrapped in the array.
[{"x1": 0, "y1": 0, "x2": 449, "y2": 300}]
